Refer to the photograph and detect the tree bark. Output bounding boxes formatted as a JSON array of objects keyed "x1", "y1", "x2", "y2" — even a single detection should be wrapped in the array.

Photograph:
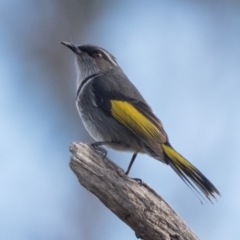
[{"x1": 69, "y1": 142, "x2": 199, "y2": 240}]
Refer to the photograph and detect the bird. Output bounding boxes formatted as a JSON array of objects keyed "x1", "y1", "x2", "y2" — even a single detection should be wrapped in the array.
[{"x1": 61, "y1": 42, "x2": 220, "y2": 203}]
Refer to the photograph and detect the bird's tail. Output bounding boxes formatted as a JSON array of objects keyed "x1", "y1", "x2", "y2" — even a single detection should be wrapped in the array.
[{"x1": 161, "y1": 142, "x2": 220, "y2": 203}]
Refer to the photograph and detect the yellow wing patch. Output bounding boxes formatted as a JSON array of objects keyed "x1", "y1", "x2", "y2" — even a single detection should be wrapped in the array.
[{"x1": 110, "y1": 100, "x2": 161, "y2": 141}]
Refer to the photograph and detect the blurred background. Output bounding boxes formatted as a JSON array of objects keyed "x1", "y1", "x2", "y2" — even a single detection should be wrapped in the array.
[{"x1": 1, "y1": 1, "x2": 239, "y2": 239}]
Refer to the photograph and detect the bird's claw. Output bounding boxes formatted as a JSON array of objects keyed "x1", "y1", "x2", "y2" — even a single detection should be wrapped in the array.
[
  {"x1": 91, "y1": 143, "x2": 107, "y2": 158},
  {"x1": 132, "y1": 178, "x2": 142, "y2": 185}
]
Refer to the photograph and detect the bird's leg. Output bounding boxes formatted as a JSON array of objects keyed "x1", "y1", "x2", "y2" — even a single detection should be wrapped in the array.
[
  {"x1": 92, "y1": 144, "x2": 142, "y2": 182},
  {"x1": 125, "y1": 153, "x2": 142, "y2": 184},
  {"x1": 125, "y1": 152, "x2": 138, "y2": 175}
]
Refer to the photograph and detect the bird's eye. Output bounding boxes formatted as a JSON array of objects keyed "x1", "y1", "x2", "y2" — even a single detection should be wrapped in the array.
[{"x1": 92, "y1": 52, "x2": 103, "y2": 59}]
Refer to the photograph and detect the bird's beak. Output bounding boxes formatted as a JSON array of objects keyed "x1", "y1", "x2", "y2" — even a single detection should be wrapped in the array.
[{"x1": 61, "y1": 42, "x2": 79, "y2": 54}]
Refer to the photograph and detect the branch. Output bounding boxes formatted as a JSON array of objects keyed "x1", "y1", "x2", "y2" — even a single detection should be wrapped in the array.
[{"x1": 69, "y1": 142, "x2": 199, "y2": 240}]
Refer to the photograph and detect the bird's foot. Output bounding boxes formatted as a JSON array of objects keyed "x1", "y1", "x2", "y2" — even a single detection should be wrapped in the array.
[{"x1": 91, "y1": 143, "x2": 107, "y2": 158}]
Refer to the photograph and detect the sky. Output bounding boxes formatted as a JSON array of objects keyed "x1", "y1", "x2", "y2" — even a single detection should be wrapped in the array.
[{"x1": 1, "y1": 1, "x2": 240, "y2": 240}]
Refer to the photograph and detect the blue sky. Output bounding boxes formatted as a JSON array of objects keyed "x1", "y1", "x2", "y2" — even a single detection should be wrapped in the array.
[{"x1": 1, "y1": 1, "x2": 240, "y2": 239}]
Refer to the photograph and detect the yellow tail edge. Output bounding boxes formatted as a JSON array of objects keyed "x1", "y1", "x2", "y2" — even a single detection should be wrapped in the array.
[{"x1": 161, "y1": 143, "x2": 220, "y2": 203}]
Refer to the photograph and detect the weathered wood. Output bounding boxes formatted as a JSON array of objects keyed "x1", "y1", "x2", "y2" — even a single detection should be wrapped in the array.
[{"x1": 69, "y1": 142, "x2": 198, "y2": 240}]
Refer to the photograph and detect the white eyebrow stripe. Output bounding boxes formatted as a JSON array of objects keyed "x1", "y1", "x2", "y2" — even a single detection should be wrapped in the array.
[{"x1": 100, "y1": 49, "x2": 118, "y2": 67}]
